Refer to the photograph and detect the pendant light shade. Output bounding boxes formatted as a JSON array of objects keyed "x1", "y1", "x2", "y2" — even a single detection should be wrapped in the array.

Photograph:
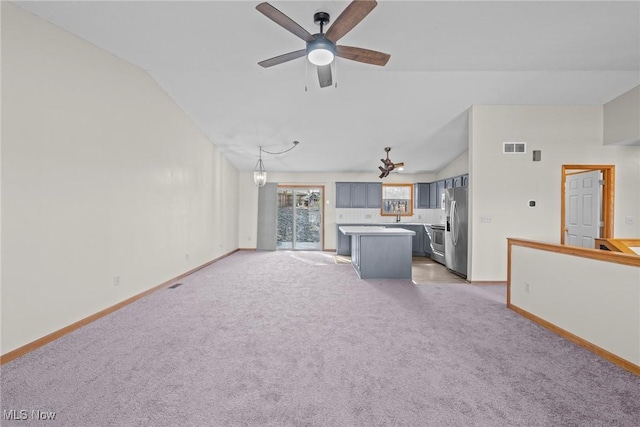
[
  {"x1": 252, "y1": 141, "x2": 300, "y2": 187},
  {"x1": 253, "y1": 148, "x2": 267, "y2": 187}
]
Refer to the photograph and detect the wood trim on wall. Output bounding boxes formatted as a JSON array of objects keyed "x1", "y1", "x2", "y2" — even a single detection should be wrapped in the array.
[
  {"x1": 506, "y1": 238, "x2": 640, "y2": 376},
  {"x1": 560, "y1": 164, "x2": 615, "y2": 244},
  {"x1": 0, "y1": 249, "x2": 240, "y2": 365},
  {"x1": 508, "y1": 237, "x2": 640, "y2": 267},
  {"x1": 508, "y1": 304, "x2": 640, "y2": 376},
  {"x1": 470, "y1": 281, "x2": 508, "y2": 285}
]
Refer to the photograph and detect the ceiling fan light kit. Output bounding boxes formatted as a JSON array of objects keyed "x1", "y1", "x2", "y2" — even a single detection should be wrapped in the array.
[
  {"x1": 307, "y1": 36, "x2": 336, "y2": 66},
  {"x1": 256, "y1": 0, "x2": 390, "y2": 88}
]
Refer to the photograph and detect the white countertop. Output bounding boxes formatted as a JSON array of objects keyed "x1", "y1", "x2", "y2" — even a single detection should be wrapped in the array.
[
  {"x1": 339, "y1": 226, "x2": 416, "y2": 236},
  {"x1": 337, "y1": 222, "x2": 428, "y2": 226}
]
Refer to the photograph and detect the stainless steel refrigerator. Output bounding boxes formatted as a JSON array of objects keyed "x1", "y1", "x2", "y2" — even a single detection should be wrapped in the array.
[{"x1": 444, "y1": 187, "x2": 468, "y2": 278}]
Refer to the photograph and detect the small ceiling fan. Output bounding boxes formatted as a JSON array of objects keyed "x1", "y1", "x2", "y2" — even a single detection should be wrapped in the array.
[
  {"x1": 256, "y1": 0, "x2": 390, "y2": 88},
  {"x1": 379, "y1": 147, "x2": 404, "y2": 179}
]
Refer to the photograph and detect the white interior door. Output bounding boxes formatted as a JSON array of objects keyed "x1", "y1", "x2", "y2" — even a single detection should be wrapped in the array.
[{"x1": 565, "y1": 170, "x2": 602, "y2": 248}]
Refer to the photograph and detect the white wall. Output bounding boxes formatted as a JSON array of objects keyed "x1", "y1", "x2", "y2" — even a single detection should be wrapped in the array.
[
  {"x1": 1, "y1": 3, "x2": 239, "y2": 354},
  {"x1": 604, "y1": 85, "x2": 640, "y2": 146},
  {"x1": 510, "y1": 244, "x2": 640, "y2": 366},
  {"x1": 238, "y1": 171, "x2": 436, "y2": 250},
  {"x1": 469, "y1": 105, "x2": 640, "y2": 281},
  {"x1": 436, "y1": 149, "x2": 469, "y2": 180}
]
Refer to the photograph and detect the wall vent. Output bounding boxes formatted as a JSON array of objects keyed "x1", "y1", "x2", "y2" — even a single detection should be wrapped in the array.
[{"x1": 503, "y1": 142, "x2": 526, "y2": 154}]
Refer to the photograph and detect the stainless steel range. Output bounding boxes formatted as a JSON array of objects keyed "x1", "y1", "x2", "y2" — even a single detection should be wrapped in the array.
[{"x1": 424, "y1": 224, "x2": 445, "y2": 265}]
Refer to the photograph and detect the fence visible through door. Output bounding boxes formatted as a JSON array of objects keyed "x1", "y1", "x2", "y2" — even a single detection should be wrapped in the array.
[{"x1": 277, "y1": 187, "x2": 323, "y2": 250}]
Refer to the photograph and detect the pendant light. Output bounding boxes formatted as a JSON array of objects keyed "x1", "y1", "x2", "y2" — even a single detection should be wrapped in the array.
[
  {"x1": 253, "y1": 147, "x2": 267, "y2": 187},
  {"x1": 253, "y1": 141, "x2": 300, "y2": 187}
]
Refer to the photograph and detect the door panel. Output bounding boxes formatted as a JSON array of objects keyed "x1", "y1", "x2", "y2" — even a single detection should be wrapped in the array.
[
  {"x1": 565, "y1": 170, "x2": 601, "y2": 248},
  {"x1": 277, "y1": 187, "x2": 323, "y2": 250}
]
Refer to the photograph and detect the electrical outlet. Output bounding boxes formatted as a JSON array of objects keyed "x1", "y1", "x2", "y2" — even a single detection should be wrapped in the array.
[
  {"x1": 625, "y1": 216, "x2": 635, "y2": 225},
  {"x1": 524, "y1": 282, "x2": 530, "y2": 293},
  {"x1": 114, "y1": 276, "x2": 121, "y2": 286},
  {"x1": 185, "y1": 253, "x2": 190, "y2": 260}
]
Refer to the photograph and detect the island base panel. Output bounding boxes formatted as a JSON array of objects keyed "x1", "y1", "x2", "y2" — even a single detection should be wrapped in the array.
[{"x1": 353, "y1": 235, "x2": 413, "y2": 279}]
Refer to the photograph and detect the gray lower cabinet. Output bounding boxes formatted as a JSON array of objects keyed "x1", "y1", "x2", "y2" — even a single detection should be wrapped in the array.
[
  {"x1": 340, "y1": 224, "x2": 426, "y2": 256},
  {"x1": 423, "y1": 227, "x2": 432, "y2": 255},
  {"x1": 386, "y1": 224, "x2": 425, "y2": 256},
  {"x1": 336, "y1": 227, "x2": 352, "y2": 255}
]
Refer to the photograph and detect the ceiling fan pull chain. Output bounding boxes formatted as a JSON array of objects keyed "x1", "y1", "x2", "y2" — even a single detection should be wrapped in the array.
[
  {"x1": 304, "y1": 57, "x2": 308, "y2": 92},
  {"x1": 334, "y1": 59, "x2": 338, "y2": 88}
]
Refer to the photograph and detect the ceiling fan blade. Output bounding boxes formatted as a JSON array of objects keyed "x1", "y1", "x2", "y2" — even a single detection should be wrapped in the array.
[
  {"x1": 336, "y1": 45, "x2": 390, "y2": 66},
  {"x1": 256, "y1": 2, "x2": 314, "y2": 43},
  {"x1": 317, "y1": 64, "x2": 333, "y2": 88},
  {"x1": 393, "y1": 162, "x2": 405, "y2": 168},
  {"x1": 258, "y1": 49, "x2": 307, "y2": 68},
  {"x1": 325, "y1": 0, "x2": 377, "y2": 43}
]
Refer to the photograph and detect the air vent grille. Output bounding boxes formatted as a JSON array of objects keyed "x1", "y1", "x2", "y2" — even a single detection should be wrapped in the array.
[{"x1": 503, "y1": 142, "x2": 526, "y2": 154}]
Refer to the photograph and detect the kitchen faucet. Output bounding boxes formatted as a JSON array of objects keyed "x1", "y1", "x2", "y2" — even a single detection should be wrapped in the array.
[{"x1": 396, "y1": 214, "x2": 401, "y2": 223}]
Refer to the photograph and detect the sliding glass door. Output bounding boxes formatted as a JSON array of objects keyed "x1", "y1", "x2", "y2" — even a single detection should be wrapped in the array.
[{"x1": 277, "y1": 187, "x2": 323, "y2": 250}]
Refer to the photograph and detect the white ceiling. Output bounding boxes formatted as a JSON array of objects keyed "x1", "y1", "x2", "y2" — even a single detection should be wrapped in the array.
[{"x1": 13, "y1": 1, "x2": 640, "y2": 174}]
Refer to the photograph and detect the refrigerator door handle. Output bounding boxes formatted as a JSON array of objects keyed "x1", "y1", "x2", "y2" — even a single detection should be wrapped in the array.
[{"x1": 451, "y1": 200, "x2": 458, "y2": 246}]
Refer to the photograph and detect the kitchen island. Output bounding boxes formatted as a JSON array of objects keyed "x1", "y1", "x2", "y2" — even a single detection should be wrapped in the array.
[{"x1": 339, "y1": 226, "x2": 416, "y2": 279}]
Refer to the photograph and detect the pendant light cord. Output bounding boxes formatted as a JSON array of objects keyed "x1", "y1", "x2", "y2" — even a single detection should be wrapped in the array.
[{"x1": 261, "y1": 141, "x2": 299, "y2": 156}]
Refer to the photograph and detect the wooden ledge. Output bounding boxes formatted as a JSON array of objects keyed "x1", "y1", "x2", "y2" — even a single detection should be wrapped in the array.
[{"x1": 508, "y1": 238, "x2": 640, "y2": 267}]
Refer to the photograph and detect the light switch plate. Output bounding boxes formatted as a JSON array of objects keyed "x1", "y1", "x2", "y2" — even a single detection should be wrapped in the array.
[{"x1": 480, "y1": 215, "x2": 492, "y2": 223}]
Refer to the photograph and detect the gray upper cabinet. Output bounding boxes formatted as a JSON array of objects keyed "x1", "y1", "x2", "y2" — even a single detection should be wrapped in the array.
[
  {"x1": 436, "y1": 180, "x2": 445, "y2": 208},
  {"x1": 351, "y1": 183, "x2": 367, "y2": 208},
  {"x1": 429, "y1": 182, "x2": 438, "y2": 208},
  {"x1": 366, "y1": 183, "x2": 382, "y2": 208},
  {"x1": 417, "y1": 183, "x2": 430, "y2": 209},
  {"x1": 336, "y1": 182, "x2": 352, "y2": 208},
  {"x1": 444, "y1": 178, "x2": 453, "y2": 189},
  {"x1": 453, "y1": 174, "x2": 469, "y2": 187},
  {"x1": 335, "y1": 182, "x2": 382, "y2": 208}
]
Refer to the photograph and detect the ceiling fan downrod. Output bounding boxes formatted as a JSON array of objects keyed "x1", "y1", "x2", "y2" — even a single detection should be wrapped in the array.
[{"x1": 313, "y1": 12, "x2": 330, "y2": 34}]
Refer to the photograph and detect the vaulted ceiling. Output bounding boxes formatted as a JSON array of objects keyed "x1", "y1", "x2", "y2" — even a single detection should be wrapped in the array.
[{"x1": 13, "y1": 1, "x2": 640, "y2": 174}]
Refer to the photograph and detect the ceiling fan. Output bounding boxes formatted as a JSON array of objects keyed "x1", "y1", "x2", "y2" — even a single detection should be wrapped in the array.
[
  {"x1": 256, "y1": 0, "x2": 390, "y2": 88},
  {"x1": 379, "y1": 147, "x2": 404, "y2": 179}
]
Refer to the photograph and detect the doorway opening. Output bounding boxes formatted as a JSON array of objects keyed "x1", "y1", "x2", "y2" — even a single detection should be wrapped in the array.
[
  {"x1": 277, "y1": 186, "x2": 324, "y2": 250},
  {"x1": 561, "y1": 165, "x2": 615, "y2": 246}
]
